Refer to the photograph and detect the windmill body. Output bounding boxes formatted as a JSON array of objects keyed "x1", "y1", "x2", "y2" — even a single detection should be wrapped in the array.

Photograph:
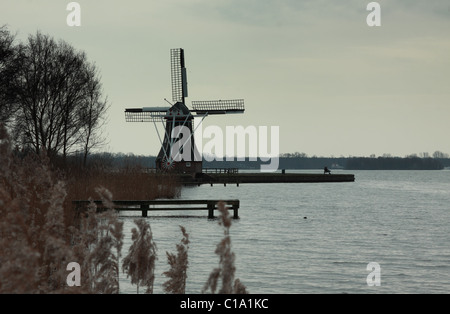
[{"x1": 125, "y1": 48, "x2": 244, "y2": 174}]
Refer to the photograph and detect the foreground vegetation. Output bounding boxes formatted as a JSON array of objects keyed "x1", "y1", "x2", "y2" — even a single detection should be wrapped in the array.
[{"x1": 0, "y1": 126, "x2": 247, "y2": 294}]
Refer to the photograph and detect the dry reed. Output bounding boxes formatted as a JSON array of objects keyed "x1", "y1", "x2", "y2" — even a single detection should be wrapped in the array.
[
  {"x1": 70, "y1": 188, "x2": 124, "y2": 293},
  {"x1": 162, "y1": 225, "x2": 190, "y2": 294},
  {"x1": 65, "y1": 166, "x2": 181, "y2": 202},
  {"x1": 1, "y1": 125, "x2": 74, "y2": 293},
  {"x1": 122, "y1": 218, "x2": 157, "y2": 294},
  {"x1": 1, "y1": 125, "x2": 247, "y2": 294},
  {"x1": 202, "y1": 201, "x2": 248, "y2": 294}
]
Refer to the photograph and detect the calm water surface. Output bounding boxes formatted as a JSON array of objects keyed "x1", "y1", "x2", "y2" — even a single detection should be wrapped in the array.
[{"x1": 118, "y1": 170, "x2": 450, "y2": 294}]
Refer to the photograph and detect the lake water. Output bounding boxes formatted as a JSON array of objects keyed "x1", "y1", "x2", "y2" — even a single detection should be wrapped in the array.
[{"x1": 118, "y1": 170, "x2": 450, "y2": 294}]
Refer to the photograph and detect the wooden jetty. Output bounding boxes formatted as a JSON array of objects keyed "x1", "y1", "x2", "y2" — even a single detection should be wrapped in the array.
[
  {"x1": 73, "y1": 199, "x2": 240, "y2": 219},
  {"x1": 180, "y1": 172, "x2": 355, "y2": 186}
]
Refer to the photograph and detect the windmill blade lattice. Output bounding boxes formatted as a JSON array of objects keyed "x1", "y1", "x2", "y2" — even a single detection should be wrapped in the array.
[
  {"x1": 125, "y1": 108, "x2": 170, "y2": 122},
  {"x1": 192, "y1": 99, "x2": 245, "y2": 115},
  {"x1": 171, "y1": 48, "x2": 188, "y2": 104}
]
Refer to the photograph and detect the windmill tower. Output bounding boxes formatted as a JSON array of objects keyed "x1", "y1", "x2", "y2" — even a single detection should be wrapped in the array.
[{"x1": 125, "y1": 48, "x2": 245, "y2": 174}]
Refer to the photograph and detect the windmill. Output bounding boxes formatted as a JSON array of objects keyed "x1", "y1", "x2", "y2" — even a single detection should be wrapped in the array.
[{"x1": 125, "y1": 48, "x2": 245, "y2": 173}]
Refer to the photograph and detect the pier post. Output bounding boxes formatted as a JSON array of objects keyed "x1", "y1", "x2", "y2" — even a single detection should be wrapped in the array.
[
  {"x1": 233, "y1": 201, "x2": 240, "y2": 219},
  {"x1": 207, "y1": 202, "x2": 215, "y2": 219},
  {"x1": 141, "y1": 204, "x2": 149, "y2": 217}
]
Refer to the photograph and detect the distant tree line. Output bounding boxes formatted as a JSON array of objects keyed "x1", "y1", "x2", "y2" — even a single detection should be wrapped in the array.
[
  {"x1": 75, "y1": 151, "x2": 449, "y2": 171},
  {"x1": 280, "y1": 152, "x2": 448, "y2": 170},
  {"x1": 0, "y1": 26, "x2": 108, "y2": 166},
  {"x1": 345, "y1": 156, "x2": 444, "y2": 170}
]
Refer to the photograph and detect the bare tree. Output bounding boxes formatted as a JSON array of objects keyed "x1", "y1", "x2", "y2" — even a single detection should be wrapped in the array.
[
  {"x1": 0, "y1": 26, "x2": 21, "y2": 127},
  {"x1": 433, "y1": 151, "x2": 449, "y2": 159},
  {"x1": 7, "y1": 31, "x2": 107, "y2": 163},
  {"x1": 78, "y1": 66, "x2": 109, "y2": 167}
]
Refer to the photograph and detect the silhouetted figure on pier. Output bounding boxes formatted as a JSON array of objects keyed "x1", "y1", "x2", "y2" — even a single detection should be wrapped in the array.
[{"x1": 324, "y1": 166, "x2": 331, "y2": 175}]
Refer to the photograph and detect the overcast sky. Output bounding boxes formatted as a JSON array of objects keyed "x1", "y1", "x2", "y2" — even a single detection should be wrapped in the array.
[{"x1": 2, "y1": 0, "x2": 450, "y2": 157}]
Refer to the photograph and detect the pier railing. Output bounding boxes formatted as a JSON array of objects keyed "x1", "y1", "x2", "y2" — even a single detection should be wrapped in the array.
[{"x1": 202, "y1": 168, "x2": 239, "y2": 174}]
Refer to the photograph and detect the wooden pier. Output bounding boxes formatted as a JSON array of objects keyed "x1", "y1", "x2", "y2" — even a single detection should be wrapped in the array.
[
  {"x1": 181, "y1": 172, "x2": 355, "y2": 186},
  {"x1": 73, "y1": 199, "x2": 240, "y2": 219}
]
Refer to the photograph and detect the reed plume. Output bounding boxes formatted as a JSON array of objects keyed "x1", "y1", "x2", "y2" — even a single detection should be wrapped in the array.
[
  {"x1": 71, "y1": 187, "x2": 124, "y2": 293},
  {"x1": 0, "y1": 125, "x2": 74, "y2": 293},
  {"x1": 202, "y1": 201, "x2": 248, "y2": 294},
  {"x1": 162, "y1": 225, "x2": 190, "y2": 294},
  {"x1": 122, "y1": 219, "x2": 157, "y2": 294}
]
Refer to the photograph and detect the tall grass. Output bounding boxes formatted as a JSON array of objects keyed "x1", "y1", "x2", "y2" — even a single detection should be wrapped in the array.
[
  {"x1": 122, "y1": 218, "x2": 157, "y2": 294},
  {"x1": 162, "y1": 226, "x2": 190, "y2": 294},
  {"x1": 65, "y1": 164, "x2": 181, "y2": 202},
  {"x1": 70, "y1": 189, "x2": 124, "y2": 293},
  {"x1": 1, "y1": 125, "x2": 247, "y2": 294},
  {"x1": 1, "y1": 125, "x2": 75, "y2": 293},
  {"x1": 202, "y1": 201, "x2": 248, "y2": 294}
]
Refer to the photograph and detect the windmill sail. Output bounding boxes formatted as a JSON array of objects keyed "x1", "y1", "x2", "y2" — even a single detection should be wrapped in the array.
[
  {"x1": 192, "y1": 99, "x2": 245, "y2": 115},
  {"x1": 125, "y1": 107, "x2": 171, "y2": 122},
  {"x1": 171, "y1": 48, "x2": 188, "y2": 104}
]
